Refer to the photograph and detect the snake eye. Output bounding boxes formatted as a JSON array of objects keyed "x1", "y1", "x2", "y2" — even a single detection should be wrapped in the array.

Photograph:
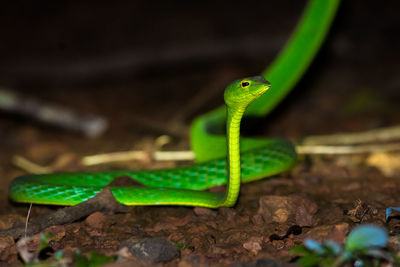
[{"x1": 241, "y1": 81, "x2": 250, "y2": 88}]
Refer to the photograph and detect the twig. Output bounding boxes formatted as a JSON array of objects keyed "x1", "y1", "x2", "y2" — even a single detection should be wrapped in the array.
[
  {"x1": 302, "y1": 125, "x2": 400, "y2": 145},
  {"x1": 1, "y1": 187, "x2": 128, "y2": 239},
  {"x1": 24, "y1": 203, "x2": 32, "y2": 239},
  {"x1": 83, "y1": 142, "x2": 400, "y2": 166},
  {"x1": 296, "y1": 143, "x2": 400, "y2": 155},
  {"x1": 15, "y1": 142, "x2": 400, "y2": 171},
  {"x1": 13, "y1": 155, "x2": 53, "y2": 174},
  {"x1": 0, "y1": 88, "x2": 107, "y2": 137},
  {"x1": 82, "y1": 150, "x2": 195, "y2": 166}
]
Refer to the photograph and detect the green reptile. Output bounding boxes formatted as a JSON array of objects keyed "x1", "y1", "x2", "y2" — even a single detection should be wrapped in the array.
[{"x1": 9, "y1": 0, "x2": 340, "y2": 207}]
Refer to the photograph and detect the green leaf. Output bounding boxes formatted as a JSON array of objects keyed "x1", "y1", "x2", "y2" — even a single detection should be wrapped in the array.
[
  {"x1": 304, "y1": 239, "x2": 325, "y2": 255},
  {"x1": 53, "y1": 250, "x2": 63, "y2": 260},
  {"x1": 386, "y1": 207, "x2": 400, "y2": 220},
  {"x1": 73, "y1": 251, "x2": 90, "y2": 267},
  {"x1": 346, "y1": 225, "x2": 388, "y2": 252},
  {"x1": 172, "y1": 242, "x2": 194, "y2": 251},
  {"x1": 297, "y1": 254, "x2": 323, "y2": 267},
  {"x1": 291, "y1": 245, "x2": 313, "y2": 255},
  {"x1": 73, "y1": 250, "x2": 116, "y2": 267},
  {"x1": 88, "y1": 251, "x2": 115, "y2": 266},
  {"x1": 324, "y1": 241, "x2": 341, "y2": 256},
  {"x1": 37, "y1": 233, "x2": 54, "y2": 252}
]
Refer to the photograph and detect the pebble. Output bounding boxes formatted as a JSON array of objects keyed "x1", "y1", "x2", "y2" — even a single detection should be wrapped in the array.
[
  {"x1": 0, "y1": 236, "x2": 18, "y2": 263},
  {"x1": 0, "y1": 214, "x2": 26, "y2": 230},
  {"x1": 242, "y1": 237, "x2": 262, "y2": 255},
  {"x1": 85, "y1": 212, "x2": 108, "y2": 229},
  {"x1": 44, "y1": 225, "x2": 66, "y2": 242},
  {"x1": 258, "y1": 195, "x2": 318, "y2": 226},
  {"x1": 251, "y1": 214, "x2": 264, "y2": 226},
  {"x1": 304, "y1": 223, "x2": 349, "y2": 243},
  {"x1": 193, "y1": 207, "x2": 217, "y2": 217},
  {"x1": 119, "y1": 237, "x2": 180, "y2": 263},
  {"x1": 325, "y1": 223, "x2": 349, "y2": 243}
]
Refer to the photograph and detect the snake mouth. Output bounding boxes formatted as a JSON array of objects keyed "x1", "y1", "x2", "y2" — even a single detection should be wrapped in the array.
[
  {"x1": 247, "y1": 76, "x2": 271, "y2": 97},
  {"x1": 250, "y1": 83, "x2": 271, "y2": 98}
]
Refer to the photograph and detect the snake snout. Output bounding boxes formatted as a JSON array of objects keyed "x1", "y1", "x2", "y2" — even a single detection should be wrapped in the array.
[{"x1": 249, "y1": 76, "x2": 271, "y2": 97}]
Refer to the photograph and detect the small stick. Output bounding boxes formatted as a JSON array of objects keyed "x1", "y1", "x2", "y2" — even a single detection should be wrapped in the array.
[
  {"x1": 296, "y1": 143, "x2": 400, "y2": 155},
  {"x1": 13, "y1": 155, "x2": 53, "y2": 174},
  {"x1": 302, "y1": 125, "x2": 400, "y2": 145},
  {"x1": 24, "y1": 203, "x2": 32, "y2": 239},
  {"x1": 82, "y1": 150, "x2": 195, "y2": 166},
  {"x1": 0, "y1": 88, "x2": 107, "y2": 137},
  {"x1": 83, "y1": 142, "x2": 400, "y2": 165},
  {"x1": 15, "y1": 142, "x2": 400, "y2": 172}
]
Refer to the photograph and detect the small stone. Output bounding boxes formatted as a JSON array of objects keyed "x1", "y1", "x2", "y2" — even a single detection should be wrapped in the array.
[
  {"x1": 285, "y1": 238, "x2": 295, "y2": 249},
  {"x1": 303, "y1": 225, "x2": 333, "y2": 241},
  {"x1": 85, "y1": 212, "x2": 108, "y2": 229},
  {"x1": 194, "y1": 207, "x2": 217, "y2": 217},
  {"x1": 325, "y1": 223, "x2": 349, "y2": 243},
  {"x1": 258, "y1": 196, "x2": 293, "y2": 223},
  {"x1": 166, "y1": 215, "x2": 193, "y2": 227},
  {"x1": 242, "y1": 237, "x2": 263, "y2": 255},
  {"x1": 0, "y1": 236, "x2": 18, "y2": 263},
  {"x1": 15, "y1": 234, "x2": 41, "y2": 263},
  {"x1": 44, "y1": 225, "x2": 66, "y2": 242},
  {"x1": 258, "y1": 195, "x2": 318, "y2": 225},
  {"x1": 295, "y1": 197, "x2": 318, "y2": 227},
  {"x1": 304, "y1": 223, "x2": 349, "y2": 243},
  {"x1": 238, "y1": 215, "x2": 250, "y2": 224},
  {"x1": 0, "y1": 214, "x2": 26, "y2": 230},
  {"x1": 271, "y1": 240, "x2": 285, "y2": 250},
  {"x1": 251, "y1": 214, "x2": 264, "y2": 225},
  {"x1": 119, "y1": 237, "x2": 180, "y2": 263},
  {"x1": 26, "y1": 233, "x2": 42, "y2": 252},
  {"x1": 212, "y1": 245, "x2": 230, "y2": 255}
]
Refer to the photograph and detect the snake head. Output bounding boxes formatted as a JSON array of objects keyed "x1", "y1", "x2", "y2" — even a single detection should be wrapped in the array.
[{"x1": 224, "y1": 76, "x2": 271, "y2": 108}]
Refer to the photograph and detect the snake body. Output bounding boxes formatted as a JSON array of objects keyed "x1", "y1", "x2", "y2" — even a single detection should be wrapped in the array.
[
  {"x1": 9, "y1": 0, "x2": 340, "y2": 207},
  {"x1": 10, "y1": 77, "x2": 296, "y2": 207}
]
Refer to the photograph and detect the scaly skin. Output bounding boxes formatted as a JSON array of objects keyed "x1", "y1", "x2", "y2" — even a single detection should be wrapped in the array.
[
  {"x1": 9, "y1": 77, "x2": 295, "y2": 207},
  {"x1": 9, "y1": 0, "x2": 340, "y2": 207}
]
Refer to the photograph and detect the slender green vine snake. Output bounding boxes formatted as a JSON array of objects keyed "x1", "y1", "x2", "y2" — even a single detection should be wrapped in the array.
[{"x1": 9, "y1": 0, "x2": 340, "y2": 208}]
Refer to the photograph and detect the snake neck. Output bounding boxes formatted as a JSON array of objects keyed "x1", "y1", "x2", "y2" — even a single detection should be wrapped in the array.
[{"x1": 222, "y1": 105, "x2": 245, "y2": 207}]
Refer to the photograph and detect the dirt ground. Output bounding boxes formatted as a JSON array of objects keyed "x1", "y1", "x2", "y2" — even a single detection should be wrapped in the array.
[{"x1": 0, "y1": 1, "x2": 399, "y2": 266}]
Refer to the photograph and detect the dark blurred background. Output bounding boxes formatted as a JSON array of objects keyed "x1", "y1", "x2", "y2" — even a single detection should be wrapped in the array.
[
  {"x1": 0, "y1": 0, "x2": 399, "y2": 139},
  {"x1": 0, "y1": 1, "x2": 397, "y2": 86}
]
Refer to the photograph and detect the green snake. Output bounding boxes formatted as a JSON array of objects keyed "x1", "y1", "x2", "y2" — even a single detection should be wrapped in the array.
[{"x1": 9, "y1": 0, "x2": 340, "y2": 208}]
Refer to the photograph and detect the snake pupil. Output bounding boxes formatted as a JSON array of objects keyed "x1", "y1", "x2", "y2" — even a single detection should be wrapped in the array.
[{"x1": 241, "y1": 82, "x2": 250, "y2": 88}]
